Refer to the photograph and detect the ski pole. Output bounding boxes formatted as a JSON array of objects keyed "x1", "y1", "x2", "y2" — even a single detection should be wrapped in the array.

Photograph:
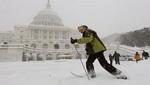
[{"x1": 73, "y1": 44, "x2": 90, "y2": 80}]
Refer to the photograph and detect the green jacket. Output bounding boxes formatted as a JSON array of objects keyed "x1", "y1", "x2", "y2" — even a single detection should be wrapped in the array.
[{"x1": 77, "y1": 29, "x2": 106, "y2": 55}]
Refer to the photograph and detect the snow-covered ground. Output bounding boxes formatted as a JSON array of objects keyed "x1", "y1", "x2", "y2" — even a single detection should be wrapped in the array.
[{"x1": 0, "y1": 59, "x2": 150, "y2": 85}]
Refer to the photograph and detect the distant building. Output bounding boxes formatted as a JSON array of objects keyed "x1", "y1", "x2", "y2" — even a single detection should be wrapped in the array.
[
  {"x1": 0, "y1": 31, "x2": 15, "y2": 44},
  {"x1": 0, "y1": 0, "x2": 86, "y2": 61}
]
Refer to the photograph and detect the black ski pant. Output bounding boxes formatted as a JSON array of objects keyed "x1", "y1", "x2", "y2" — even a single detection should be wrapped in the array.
[
  {"x1": 115, "y1": 59, "x2": 120, "y2": 65},
  {"x1": 109, "y1": 59, "x2": 113, "y2": 66},
  {"x1": 86, "y1": 51, "x2": 117, "y2": 75}
]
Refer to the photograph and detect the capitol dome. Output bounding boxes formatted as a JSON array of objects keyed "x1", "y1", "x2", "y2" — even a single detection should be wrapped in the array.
[{"x1": 30, "y1": 1, "x2": 64, "y2": 26}]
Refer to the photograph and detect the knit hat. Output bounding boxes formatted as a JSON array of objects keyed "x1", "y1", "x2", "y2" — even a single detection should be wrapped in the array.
[{"x1": 78, "y1": 25, "x2": 88, "y2": 31}]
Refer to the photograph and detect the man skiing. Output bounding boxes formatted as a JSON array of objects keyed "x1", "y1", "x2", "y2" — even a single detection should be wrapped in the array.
[{"x1": 70, "y1": 25, "x2": 126, "y2": 79}]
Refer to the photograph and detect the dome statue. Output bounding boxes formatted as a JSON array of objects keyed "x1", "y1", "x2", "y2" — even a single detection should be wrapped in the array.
[{"x1": 30, "y1": 0, "x2": 64, "y2": 26}]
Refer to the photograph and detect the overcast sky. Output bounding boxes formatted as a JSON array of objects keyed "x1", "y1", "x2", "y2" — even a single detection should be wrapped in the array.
[{"x1": 0, "y1": 0, "x2": 150, "y2": 37}]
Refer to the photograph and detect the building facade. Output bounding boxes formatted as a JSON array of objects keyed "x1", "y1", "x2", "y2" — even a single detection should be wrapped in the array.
[{"x1": 0, "y1": 0, "x2": 86, "y2": 61}]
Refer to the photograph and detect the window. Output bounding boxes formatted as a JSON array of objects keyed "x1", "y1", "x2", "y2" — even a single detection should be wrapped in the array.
[
  {"x1": 31, "y1": 44, "x2": 36, "y2": 48},
  {"x1": 54, "y1": 31, "x2": 59, "y2": 39},
  {"x1": 34, "y1": 29, "x2": 39, "y2": 39},
  {"x1": 49, "y1": 31, "x2": 53, "y2": 39},
  {"x1": 43, "y1": 30, "x2": 47, "y2": 39},
  {"x1": 62, "y1": 31, "x2": 69, "y2": 39},
  {"x1": 43, "y1": 44, "x2": 48, "y2": 49},
  {"x1": 54, "y1": 44, "x2": 59, "y2": 49}
]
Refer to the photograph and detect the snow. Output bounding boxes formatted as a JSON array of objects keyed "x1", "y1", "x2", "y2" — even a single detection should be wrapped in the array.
[{"x1": 0, "y1": 59, "x2": 150, "y2": 85}]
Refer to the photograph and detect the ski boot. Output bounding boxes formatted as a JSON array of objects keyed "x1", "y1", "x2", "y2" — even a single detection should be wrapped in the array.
[{"x1": 89, "y1": 71, "x2": 96, "y2": 78}]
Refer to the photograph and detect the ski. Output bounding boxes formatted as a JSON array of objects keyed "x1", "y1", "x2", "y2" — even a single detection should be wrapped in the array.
[
  {"x1": 71, "y1": 72, "x2": 84, "y2": 78},
  {"x1": 71, "y1": 71, "x2": 128, "y2": 80},
  {"x1": 117, "y1": 76, "x2": 127, "y2": 79},
  {"x1": 113, "y1": 69, "x2": 128, "y2": 80}
]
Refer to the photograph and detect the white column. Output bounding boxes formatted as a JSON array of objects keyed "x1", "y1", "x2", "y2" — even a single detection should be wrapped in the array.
[
  {"x1": 30, "y1": 29, "x2": 32, "y2": 39},
  {"x1": 47, "y1": 30, "x2": 49, "y2": 40},
  {"x1": 53, "y1": 30, "x2": 55, "y2": 40},
  {"x1": 41, "y1": 30, "x2": 43, "y2": 39},
  {"x1": 60, "y1": 30, "x2": 62, "y2": 40},
  {"x1": 29, "y1": 29, "x2": 31, "y2": 39},
  {"x1": 46, "y1": 30, "x2": 48, "y2": 39},
  {"x1": 37, "y1": 29, "x2": 40, "y2": 39},
  {"x1": 33, "y1": 29, "x2": 34, "y2": 39},
  {"x1": 40, "y1": 29, "x2": 42, "y2": 39}
]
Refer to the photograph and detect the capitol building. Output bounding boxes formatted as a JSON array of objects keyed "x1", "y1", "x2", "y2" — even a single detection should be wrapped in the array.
[
  {"x1": 0, "y1": 0, "x2": 86, "y2": 61},
  {"x1": 0, "y1": 0, "x2": 139, "y2": 62}
]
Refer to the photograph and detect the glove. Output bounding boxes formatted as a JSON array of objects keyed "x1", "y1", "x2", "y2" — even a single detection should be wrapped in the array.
[{"x1": 70, "y1": 37, "x2": 77, "y2": 44}]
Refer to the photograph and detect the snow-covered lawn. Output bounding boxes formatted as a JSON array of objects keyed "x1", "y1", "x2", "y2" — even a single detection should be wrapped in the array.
[{"x1": 0, "y1": 59, "x2": 150, "y2": 85}]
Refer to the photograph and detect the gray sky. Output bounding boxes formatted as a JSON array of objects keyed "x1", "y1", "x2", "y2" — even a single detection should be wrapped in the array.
[{"x1": 0, "y1": 0, "x2": 150, "y2": 37}]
